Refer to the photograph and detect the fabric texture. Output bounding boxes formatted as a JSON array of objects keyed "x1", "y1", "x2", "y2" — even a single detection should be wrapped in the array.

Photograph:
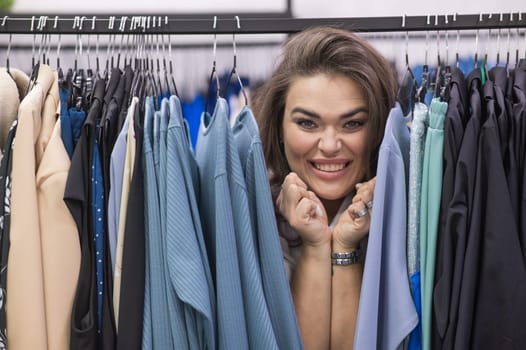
[{"x1": 354, "y1": 103, "x2": 418, "y2": 350}]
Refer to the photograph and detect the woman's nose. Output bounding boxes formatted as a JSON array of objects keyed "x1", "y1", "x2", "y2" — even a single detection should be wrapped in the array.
[{"x1": 318, "y1": 130, "x2": 341, "y2": 154}]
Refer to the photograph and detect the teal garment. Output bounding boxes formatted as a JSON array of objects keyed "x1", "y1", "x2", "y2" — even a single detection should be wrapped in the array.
[
  {"x1": 158, "y1": 98, "x2": 190, "y2": 349},
  {"x1": 142, "y1": 97, "x2": 174, "y2": 350},
  {"x1": 166, "y1": 95, "x2": 215, "y2": 350},
  {"x1": 232, "y1": 107, "x2": 303, "y2": 349},
  {"x1": 419, "y1": 98, "x2": 447, "y2": 350},
  {"x1": 407, "y1": 102, "x2": 429, "y2": 350},
  {"x1": 196, "y1": 98, "x2": 277, "y2": 349}
]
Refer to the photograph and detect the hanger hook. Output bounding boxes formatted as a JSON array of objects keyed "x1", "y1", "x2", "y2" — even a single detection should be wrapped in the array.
[
  {"x1": 425, "y1": 14, "x2": 430, "y2": 66},
  {"x1": 444, "y1": 13, "x2": 449, "y2": 66},
  {"x1": 495, "y1": 13, "x2": 503, "y2": 65},
  {"x1": 515, "y1": 12, "x2": 520, "y2": 67},
  {"x1": 506, "y1": 13, "x2": 512, "y2": 68},
  {"x1": 53, "y1": 15, "x2": 59, "y2": 29},
  {"x1": 212, "y1": 15, "x2": 218, "y2": 63},
  {"x1": 3, "y1": 16, "x2": 11, "y2": 71},
  {"x1": 474, "y1": 14, "x2": 482, "y2": 68},
  {"x1": 232, "y1": 16, "x2": 248, "y2": 105},
  {"x1": 435, "y1": 14, "x2": 441, "y2": 67},
  {"x1": 454, "y1": 13, "x2": 460, "y2": 67},
  {"x1": 402, "y1": 14, "x2": 409, "y2": 66},
  {"x1": 79, "y1": 16, "x2": 86, "y2": 31}
]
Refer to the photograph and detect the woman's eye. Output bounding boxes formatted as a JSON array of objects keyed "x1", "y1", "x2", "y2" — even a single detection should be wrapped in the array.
[
  {"x1": 344, "y1": 120, "x2": 364, "y2": 130},
  {"x1": 296, "y1": 119, "x2": 317, "y2": 129}
]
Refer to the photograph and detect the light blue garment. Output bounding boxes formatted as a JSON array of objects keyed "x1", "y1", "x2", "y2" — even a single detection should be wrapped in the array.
[
  {"x1": 407, "y1": 102, "x2": 428, "y2": 350},
  {"x1": 354, "y1": 103, "x2": 418, "y2": 350},
  {"x1": 232, "y1": 106, "x2": 303, "y2": 350},
  {"x1": 196, "y1": 98, "x2": 248, "y2": 350},
  {"x1": 142, "y1": 96, "x2": 174, "y2": 350},
  {"x1": 166, "y1": 95, "x2": 215, "y2": 350},
  {"x1": 196, "y1": 98, "x2": 279, "y2": 349},
  {"x1": 108, "y1": 113, "x2": 129, "y2": 274},
  {"x1": 157, "y1": 98, "x2": 190, "y2": 349},
  {"x1": 419, "y1": 98, "x2": 447, "y2": 350}
]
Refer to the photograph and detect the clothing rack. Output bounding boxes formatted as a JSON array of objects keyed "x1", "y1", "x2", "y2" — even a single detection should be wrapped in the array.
[{"x1": 0, "y1": 12, "x2": 525, "y2": 35}]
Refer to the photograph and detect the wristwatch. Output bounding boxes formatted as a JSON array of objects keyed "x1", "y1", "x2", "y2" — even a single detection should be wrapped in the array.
[{"x1": 331, "y1": 249, "x2": 363, "y2": 265}]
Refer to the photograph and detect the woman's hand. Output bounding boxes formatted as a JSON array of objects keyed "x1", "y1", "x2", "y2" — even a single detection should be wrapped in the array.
[
  {"x1": 332, "y1": 177, "x2": 376, "y2": 250},
  {"x1": 276, "y1": 172, "x2": 331, "y2": 246}
]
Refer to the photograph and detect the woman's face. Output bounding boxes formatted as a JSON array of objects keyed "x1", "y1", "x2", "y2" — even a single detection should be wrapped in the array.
[{"x1": 282, "y1": 73, "x2": 370, "y2": 203}]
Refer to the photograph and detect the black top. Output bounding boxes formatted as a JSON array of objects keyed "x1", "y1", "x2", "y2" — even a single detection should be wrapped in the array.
[
  {"x1": 434, "y1": 68, "x2": 483, "y2": 350},
  {"x1": 432, "y1": 66, "x2": 468, "y2": 350},
  {"x1": 460, "y1": 73, "x2": 526, "y2": 349},
  {"x1": 116, "y1": 99, "x2": 145, "y2": 350},
  {"x1": 512, "y1": 60, "x2": 526, "y2": 254},
  {"x1": 0, "y1": 120, "x2": 17, "y2": 347},
  {"x1": 65, "y1": 78, "x2": 105, "y2": 350}
]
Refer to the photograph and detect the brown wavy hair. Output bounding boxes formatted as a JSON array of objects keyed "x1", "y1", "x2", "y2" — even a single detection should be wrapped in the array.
[{"x1": 252, "y1": 26, "x2": 397, "y2": 193}]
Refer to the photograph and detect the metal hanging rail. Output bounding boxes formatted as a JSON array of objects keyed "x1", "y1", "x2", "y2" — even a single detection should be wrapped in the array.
[{"x1": 0, "y1": 12, "x2": 524, "y2": 35}]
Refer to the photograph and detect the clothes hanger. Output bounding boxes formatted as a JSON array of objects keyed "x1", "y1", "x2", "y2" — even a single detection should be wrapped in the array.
[
  {"x1": 2, "y1": 16, "x2": 14, "y2": 80},
  {"x1": 221, "y1": 16, "x2": 249, "y2": 106},
  {"x1": 505, "y1": 13, "x2": 511, "y2": 73},
  {"x1": 439, "y1": 14, "x2": 453, "y2": 102},
  {"x1": 415, "y1": 15, "x2": 430, "y2": 104},
  {"x1": 154, "y1": 32, "x2": 164, "y2": 97},
  {"x1": 27, "y1": 16, "x2": 50, "y2": 95},
  {"x1": 166, "y1": 32, "x2": 179, "y2": 97},
  {"x1": 515, "y1": 13, "x2": 521, "y2": 68},
  {"x1": 431, "y1": 15, "x2": 444, "y2": 100},
  {"x1": 396, "y1": 15, "x2": 417, "y2": 115},
  {"x1": 204, "y1": 16, "x2": 221, "y2": 115}
]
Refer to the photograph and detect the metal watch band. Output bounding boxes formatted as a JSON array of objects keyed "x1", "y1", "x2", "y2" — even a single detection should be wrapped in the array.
[{"x1": 331, "y1": 249, "x2": 362, "y2": 265}]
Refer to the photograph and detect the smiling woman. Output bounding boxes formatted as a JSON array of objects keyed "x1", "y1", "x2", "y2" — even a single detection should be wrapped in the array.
[{"x1": 253, "y1": 27, "x2": 397, "y2": 349}]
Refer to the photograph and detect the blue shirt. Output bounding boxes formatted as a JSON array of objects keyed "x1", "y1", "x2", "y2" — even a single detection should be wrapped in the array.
[
  {"x1": 196, "y1": 98, "x2": 249, "y2": 350},
  {"x1": 232, "y1": 106, "x2": 303, "y2": 350},
  {"x1": 354, "y1": 103, "x2": 418, "y2": 350},
  {"x1": 166, "y1": 95, "x2": 215, "y2": 349},
  {"x1": 142, "y1": 96, "x2": 174, "y2": 350}
]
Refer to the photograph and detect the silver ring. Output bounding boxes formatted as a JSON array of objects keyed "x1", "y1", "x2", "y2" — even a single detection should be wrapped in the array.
[
  {"x1": 356, "y1": 207, "x2": 369, "y2": 218},
  {"x1": 365, "y1": 200, "x2": 373, "y2": 209}
]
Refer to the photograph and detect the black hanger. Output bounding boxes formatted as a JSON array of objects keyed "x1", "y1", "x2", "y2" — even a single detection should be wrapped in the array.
[
  {"x1": 221, "y1": 16, "x2": 248, "y2": 106},
  {"x1": 396, "y1": 18, "x2": 417, "y2": 115}
]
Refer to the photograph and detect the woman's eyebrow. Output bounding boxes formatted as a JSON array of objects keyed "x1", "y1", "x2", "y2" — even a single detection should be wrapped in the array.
[{"x1": 291, "y1": 107, "x2": 368, "y2": 119}]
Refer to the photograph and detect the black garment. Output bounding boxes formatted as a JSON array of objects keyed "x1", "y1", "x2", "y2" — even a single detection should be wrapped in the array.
[
  {"x1": 489, "y1": 67, "x2": 521, "y2": 226},
  {"x1": 101, "y1": 68, "x2": 121, "y2": 121},
  {"x1": 118, "y1": 66, "x2": 135, "y2": 132},
  {"x1": 65, "y1": 78, "x2": 105, "y2": 350},
  {"x1": 432, "y1": 66, "x2": 468, "y2": 349},
  {"x1": 100, "y1": 69, "x2": 125, "y2": 223},
  {"x1": 99, "y1": 68, "x2": 123, "y2": 206},
  {"x1": 116, "y1": 100, "x2": 145, "y2": 350},
  {"x1": 513, "y1": 60, "x2": 526, "y2": 256},
  {"x1": 0, "y1": 120, "x2": 17, "y2": 348},
  {"x1": 458, "y1": 77, "x2": 526, "y2": 350},
  {"x1": 435, "y1": 68, "x2": 483, "y2": 350}
]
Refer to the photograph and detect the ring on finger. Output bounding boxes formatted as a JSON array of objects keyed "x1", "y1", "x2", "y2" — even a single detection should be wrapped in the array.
[
  {"x1": 356, "y1": 207, "x2": 369, "y2": 218},
  {"x1": 365, "y1": 200, "x2": 373, "y2": 209}
]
